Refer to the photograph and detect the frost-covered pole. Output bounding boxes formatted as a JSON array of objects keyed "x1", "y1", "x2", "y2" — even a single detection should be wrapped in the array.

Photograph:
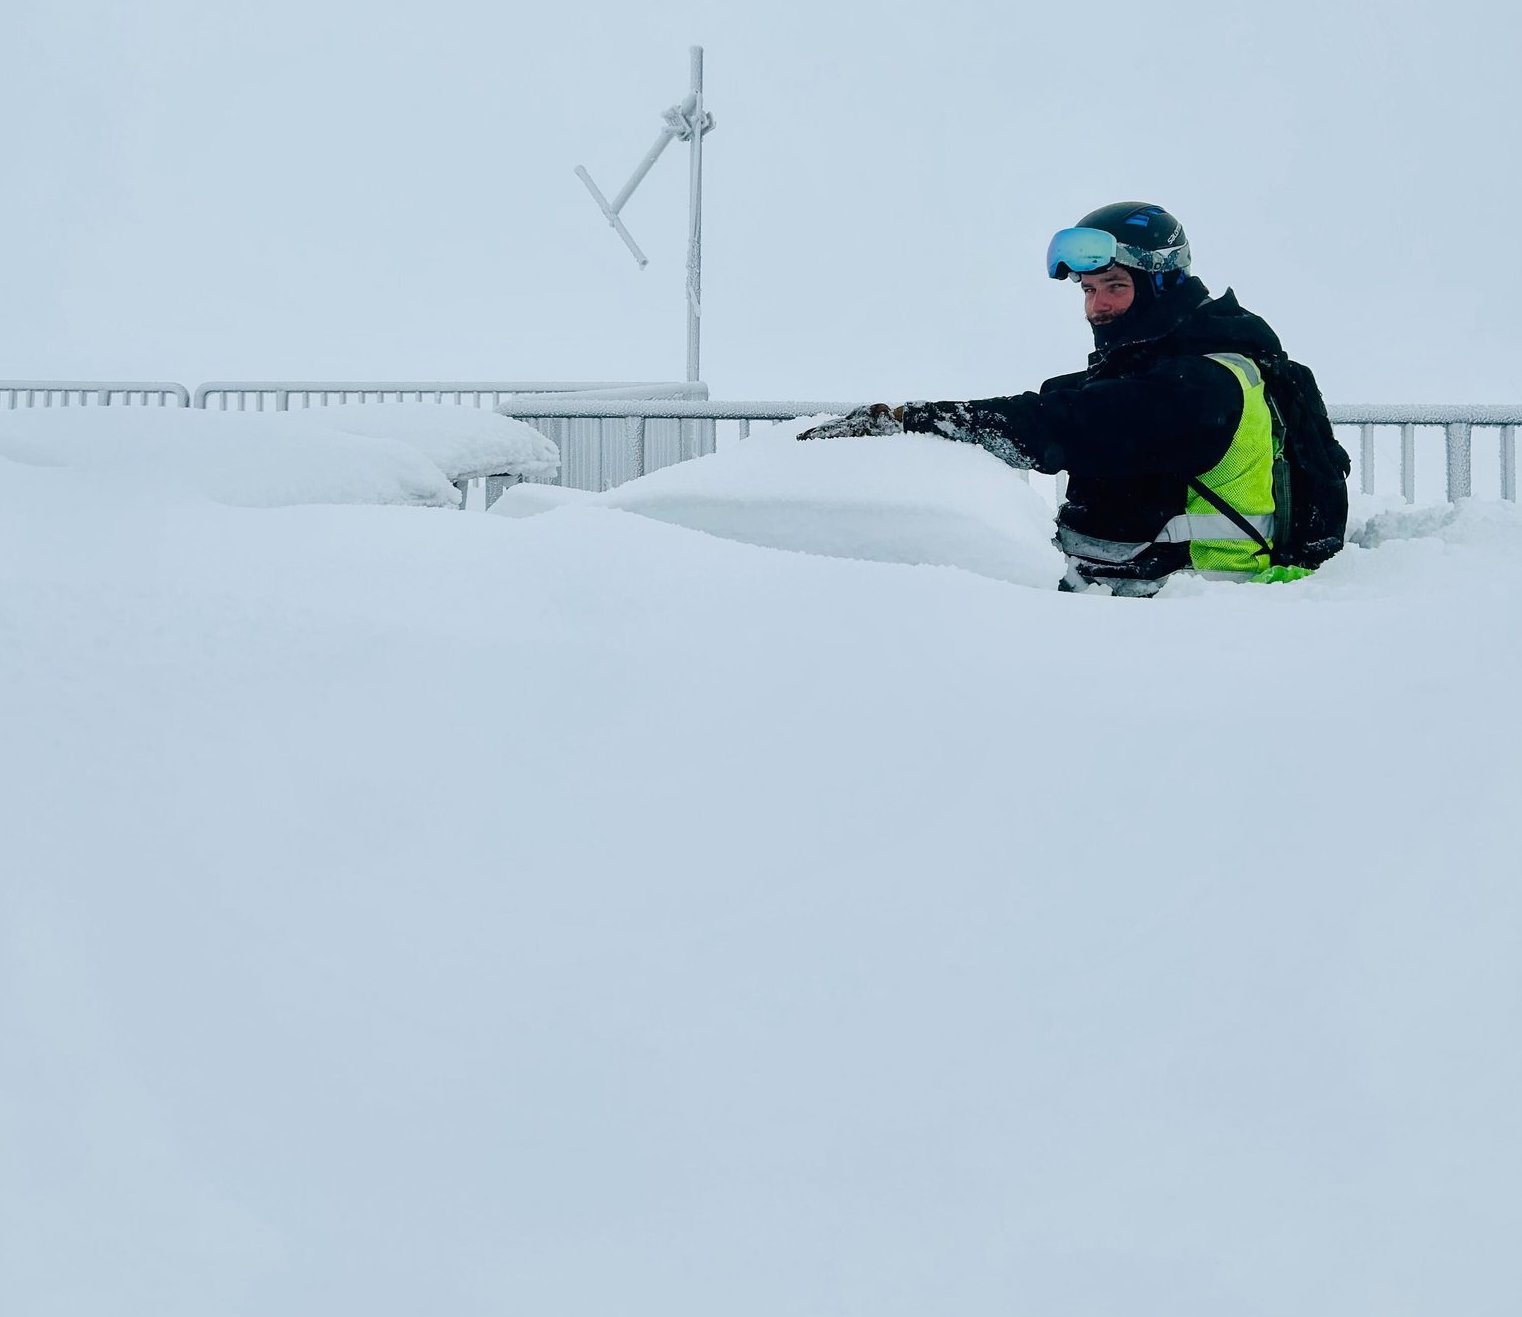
[
  {"x1": 574, "y1": 47, "x2": 715, "y2": 384},
  {"x1": 685, "y1": 46, "x2": 705, "y2": 383}
]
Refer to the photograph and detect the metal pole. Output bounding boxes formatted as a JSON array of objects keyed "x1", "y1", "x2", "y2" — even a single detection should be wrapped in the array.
[
  {"x1": 1400, "y1": 423, "x2": 1415, "y2": 504},
  {"x1": 626, "y1": 415, "x2": 647, "y2": 479},
  {"x1": 1359, "y1": 423, "x2": 1376, "y2": 496},
  {"x1": 686, "y1": 45, "x2": 704, "y2": 384},
  {"x1": 1445, "y1": 422, "x2": 1472, "y2": 502},
  {"x1": 1501, "y1": 424, "x2": 1516, "y2": 502},
  {"x1": 612, "y1": 125, "x2": 681, "y2": 214}
]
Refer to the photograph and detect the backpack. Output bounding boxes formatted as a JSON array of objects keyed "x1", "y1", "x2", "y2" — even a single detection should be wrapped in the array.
[{"x1": 1260, "y1": 356, "x2": 1352, "y2": 569}]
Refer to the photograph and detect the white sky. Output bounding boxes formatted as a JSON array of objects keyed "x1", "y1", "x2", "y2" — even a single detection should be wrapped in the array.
[{"x1": 4, "y1": 0, "x2": 1518, "y2": 403}]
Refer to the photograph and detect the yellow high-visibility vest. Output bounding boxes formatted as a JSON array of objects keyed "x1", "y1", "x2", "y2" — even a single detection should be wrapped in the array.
[{"x1": 1163, "y1": 351, "x2": 1277, "y2": 578}]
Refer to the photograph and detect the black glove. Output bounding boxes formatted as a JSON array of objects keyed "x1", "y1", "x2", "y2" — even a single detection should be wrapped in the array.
[
  {"x1": 899, "y1": 397, "x2": 1060, "y2": 473},
  {"x1": 797, "y1": 403, "x2": 905, "y2": 441}
]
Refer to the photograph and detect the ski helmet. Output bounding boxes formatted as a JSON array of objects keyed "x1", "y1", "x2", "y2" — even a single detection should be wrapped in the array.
[{"x1": 1046, "y1": 202, "x2": 1191, "y2": 284}]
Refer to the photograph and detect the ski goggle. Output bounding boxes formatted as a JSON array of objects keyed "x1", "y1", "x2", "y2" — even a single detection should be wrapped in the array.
[{"x1": 1045, "y1": 226, "x2": 1191, "y2": 282}]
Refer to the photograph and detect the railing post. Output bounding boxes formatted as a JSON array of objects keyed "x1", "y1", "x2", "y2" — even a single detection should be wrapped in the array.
[
  {"x1": 483, "y1": 474, "x2": 516, "y2": 510},
  {"x1": 626, "y1": 415, "x2": 647, "y2": 479},
  {"x1": 1400, "y1": 423, "x2": 1416, "y2": 504},
  {"x1": 1502, "y1": 425, "x2": 1516, "y2": 502},
  {"x1": 1445, "y1": 422, "x2": 1472, "y2": 502},
  {"x1": 1359, "y1": 423, "x2": 1376, "y2": 495}
]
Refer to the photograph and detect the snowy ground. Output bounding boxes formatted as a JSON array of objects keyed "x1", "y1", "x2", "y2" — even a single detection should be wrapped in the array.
[{"x1": 2, "y1": 415, "x2": 1519, "y2": 1317}]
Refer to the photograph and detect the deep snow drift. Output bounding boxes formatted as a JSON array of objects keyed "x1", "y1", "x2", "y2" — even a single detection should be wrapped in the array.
[
  {"x1": 0, "y1": 402, "x2": 559, "y2": 506},
  {"x1": 494, "y1": 423, "x2": 1065, "y2": 587},
  {"x1": 2, "y1": 417, "x2": 1519, "y2": 1317}
]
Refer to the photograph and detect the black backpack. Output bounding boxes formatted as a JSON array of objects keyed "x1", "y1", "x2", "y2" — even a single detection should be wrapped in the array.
[
  {"x1": 1260, "y1": 356, "x2": 1352, "y2": 569},
  {"x1": 1186, "y1": 354, "x2": 1351, "y2": 571}
]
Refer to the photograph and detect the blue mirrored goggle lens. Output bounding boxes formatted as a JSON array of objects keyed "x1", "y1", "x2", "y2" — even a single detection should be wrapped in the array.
[{"x1": 1046, "y1": 227, "x2": 1119, "y2": 281}]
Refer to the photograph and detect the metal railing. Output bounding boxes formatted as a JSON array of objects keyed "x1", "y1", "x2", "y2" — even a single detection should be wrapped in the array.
[
  {"x1": 1327, "y1": 406, "x2": 1519, "y2": 503},
  {"x1": 3, "y1": 382, "x2": 1516, "y2": 503},
  {"x1": 496, "y1": 400, "x2": 1519, "y2": 504},
  {"x1": 2, "y1": 380, "x2": 189, "y2": 408},
  {"x1": 189, "y1": 380, "x2": 691, "y2": 411},
  {"x1": 188, "y1": 381, "x2": 716, "y2": 493},
  {"x1": 491, "y1": 399, "x2": 846, "y2": 482},
  {"x1": 491, "y1": 384, "x2": 714, "y2": 491}
]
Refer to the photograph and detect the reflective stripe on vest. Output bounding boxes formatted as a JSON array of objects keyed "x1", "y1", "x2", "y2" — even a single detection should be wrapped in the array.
[
  {"x1": 1056, "y1": 511, "x2": 1272, "y2": 564},
  {"x1": 1155, "y1": 510, "x2": 1274, "y2": 543}
]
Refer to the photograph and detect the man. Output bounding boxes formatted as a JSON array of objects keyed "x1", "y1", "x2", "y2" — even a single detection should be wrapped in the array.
[{"x1": 800, "y1": 203, "x2": 1288, "y2": 595}]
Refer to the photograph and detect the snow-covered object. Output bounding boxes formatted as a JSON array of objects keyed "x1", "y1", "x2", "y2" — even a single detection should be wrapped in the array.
[
  {"x1": 312, "y1": 402, "x2": 560, "y2": 481},
  {"x1": 0, "y1": 404, "x2": 558, "y2": 508},
  {"x1": 493, "y1": 419, "x2": 1066, "y2": 588}
]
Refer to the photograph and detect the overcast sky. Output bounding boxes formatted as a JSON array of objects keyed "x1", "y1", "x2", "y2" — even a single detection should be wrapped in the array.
[{"x1": 4, "y1": 0, "x2": 1517, "y2": 404}]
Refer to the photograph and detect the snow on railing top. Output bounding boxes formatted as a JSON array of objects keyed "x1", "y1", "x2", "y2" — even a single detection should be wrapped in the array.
[
  {"x1": 1329, "y1": 404, "x2": 1522, "y2": 426},
  {"x1": 192, "y1": 381, "x2": 707, "y2": 410},
  {"x1": 2, "y1": 381, "x2": 190, "y2": 407},
  {"x1": 487, "y1": 398, "x2": 1522, "y2": 426},
  {"x1": 493, "y1": 399, "x2": 856, "y2": 419}
]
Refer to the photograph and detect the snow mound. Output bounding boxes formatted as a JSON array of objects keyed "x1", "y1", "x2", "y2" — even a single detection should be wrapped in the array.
[
  {"x1": 1350, "y1": 496, "x2": 1522, "y2": 549},
  {"x1": 493, "y1": 421, "x2": 1064, "y2": 588},
  {"x1": 491, "y1": 482, "x2": 596, "y2": 518},
  {"x1": 0, "y1": 404, "x2": 558, "y2": 508},
  {"x1": 312, "y1": 402, "x2": 561, "y2": 481}
]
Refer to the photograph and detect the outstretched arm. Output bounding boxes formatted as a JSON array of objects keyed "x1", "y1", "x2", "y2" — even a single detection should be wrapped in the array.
[{"x1": 902, "y1": 356, "x2": 1243, "y2": 479}]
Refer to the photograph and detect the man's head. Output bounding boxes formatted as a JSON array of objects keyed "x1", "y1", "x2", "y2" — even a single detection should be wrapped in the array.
[{"x1": 1046, "y1": 203, "x2": 1191, "y2": 328}]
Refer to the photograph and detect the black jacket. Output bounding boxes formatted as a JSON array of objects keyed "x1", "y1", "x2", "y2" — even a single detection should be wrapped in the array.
[{"x1": 901, "y1": 278, "x2": 1284, "y2": 580}]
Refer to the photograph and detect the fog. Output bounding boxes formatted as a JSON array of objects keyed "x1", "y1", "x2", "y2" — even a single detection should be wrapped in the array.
[{"x1": 5, "y1": 0, "x2": 1516, "y2": 404}]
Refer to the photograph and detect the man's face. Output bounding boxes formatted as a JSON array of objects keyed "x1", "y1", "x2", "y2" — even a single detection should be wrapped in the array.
[{"x1": 1080, "y1": 264, "x2": 1136, "y2": 326}]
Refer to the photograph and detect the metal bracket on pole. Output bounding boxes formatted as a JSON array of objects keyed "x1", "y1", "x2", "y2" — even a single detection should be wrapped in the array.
[
  {"x1": 574, "y1": 165, "x2": 654, "y2": 268},
  {"x1": 574, "y1": 46, "x2": 715, "y2": 382}
]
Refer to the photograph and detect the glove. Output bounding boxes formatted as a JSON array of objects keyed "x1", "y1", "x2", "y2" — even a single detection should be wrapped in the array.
[{"x1": 797, "y1": 403, "x2": 905, "y2": 441}]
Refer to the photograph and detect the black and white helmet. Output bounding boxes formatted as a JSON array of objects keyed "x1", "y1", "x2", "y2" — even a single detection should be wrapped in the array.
[{"x1": 1046, "y1": 202, "x2": 1191, "y2": 282}]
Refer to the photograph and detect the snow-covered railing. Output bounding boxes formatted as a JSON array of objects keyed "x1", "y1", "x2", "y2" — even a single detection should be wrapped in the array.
[
  {"x1": 191, "y1": 381, "x2": 687, "y2": 411},
  {"x1": 1326, "y1": 406, "x2": 1518, "y2": 503},
  {"x1": 489, "y1": 384, "x2": 715, "y2": 490},
  {"x1": 490, "y1": 401, "x2": 840, "y2": 487},
  {"x1": 1, "y1": 380, "x2": 190, "y2": 408},
  {"x1": 497, "y1": 400, "x2": 1521, "y2": 504},
  {"x1": 3, "y1": 384, "x2": 1515, "y2": 503},
  {"x1": 191, "y1": 381, "x2": 716, "y2": 491}
]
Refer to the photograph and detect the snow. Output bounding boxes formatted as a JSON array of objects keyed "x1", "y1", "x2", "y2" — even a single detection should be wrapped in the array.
[
  {"x1": 310, "y1": 402, "x2": 562, "y2": 482},
  {"x1": 2, "y1": 418, "x2": 1520, "y2": 1317},
  {"x1": 493, "y1": 419, "x2": 1065, "y2": 588},
  {"x1": 0, "y1": 403, "x2": 558, "y2": 508}
]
